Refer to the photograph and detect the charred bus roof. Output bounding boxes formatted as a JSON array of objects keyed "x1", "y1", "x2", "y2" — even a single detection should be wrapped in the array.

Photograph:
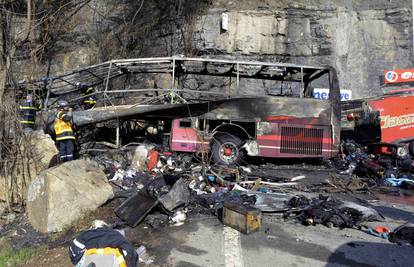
[{"x1": 15, "y1": 56, "x2": 330, "y2": 94}]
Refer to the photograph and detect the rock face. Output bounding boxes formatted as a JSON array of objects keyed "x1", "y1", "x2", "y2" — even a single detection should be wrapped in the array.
[
  {"x1": 0, "y1": 130, "x2": 58, "y2": 203},
  {"x1": 192, "y1": 4, "x2": 412, "y2": 98},
  {"x1": 26, "y1": 159, "x2": 113, "y2": 233}
]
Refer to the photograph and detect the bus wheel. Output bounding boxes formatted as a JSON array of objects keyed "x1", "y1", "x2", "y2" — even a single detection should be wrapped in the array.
[{"x1": 212, "y1": 134, "x2": 245, "y2": 166}]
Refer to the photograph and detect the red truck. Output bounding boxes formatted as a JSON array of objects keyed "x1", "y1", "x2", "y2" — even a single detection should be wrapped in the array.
[{"x1": 342, "y1": 70, "x2": 414, "y2": 157}]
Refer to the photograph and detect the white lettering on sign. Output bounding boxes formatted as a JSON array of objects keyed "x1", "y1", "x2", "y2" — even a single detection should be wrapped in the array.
[
  {"x1": 401, "y1": 72, "x2": 414, "y2": 80},
  {"x1": 381, "y1": 113, "x2": 414, "y2": 129},
  {"x1": 313, "y1": 88, "x2": 352, "y2": 101}
]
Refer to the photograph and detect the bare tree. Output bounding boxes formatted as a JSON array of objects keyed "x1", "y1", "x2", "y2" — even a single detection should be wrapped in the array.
[
  {"x1": 0, "y1": 0, "x2": 92, "y2": 209},
  {"x1": 0, "y1": 0, "x2": 31, "y2": 103}
]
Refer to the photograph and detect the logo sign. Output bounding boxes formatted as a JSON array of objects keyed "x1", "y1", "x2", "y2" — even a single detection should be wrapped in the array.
[
  {"x1": 313, "y1": 88, "x2": 352, "y2": 101},
  {"x1": 384, "y1": 68, "x2": 414, "y2": 84}
]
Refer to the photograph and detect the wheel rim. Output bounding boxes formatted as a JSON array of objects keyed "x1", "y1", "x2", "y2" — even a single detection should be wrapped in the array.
[{"x1": 218, "y1": 142, "x2": 239, "y2": 164}]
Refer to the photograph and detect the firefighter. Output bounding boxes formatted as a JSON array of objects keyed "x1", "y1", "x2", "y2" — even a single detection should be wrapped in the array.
[
  {"x1": 77, "y1": 82, "x2": 97, "y2": 109},
  {"x1": 68, "y1": 222, "x2": 138, "y2": 267},
  {"x1": 54, "y1": 100, "x2": 76, "y2": 162},
  {"x1": 19, "y1": 94, "x2": 38, "y2": 129}
]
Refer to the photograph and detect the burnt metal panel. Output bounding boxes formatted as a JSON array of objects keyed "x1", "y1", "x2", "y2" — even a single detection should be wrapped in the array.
[{"x1": 72, "y1": 97, "x2": 332, "y2": 127}]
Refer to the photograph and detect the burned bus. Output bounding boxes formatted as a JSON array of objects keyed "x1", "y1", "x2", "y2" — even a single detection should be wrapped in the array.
[
  {"x1": 165, "y1": 58, "x2": 340, "y2": 165},
  {"x1": 24, "y1": 57, "x2": 340, "y2": 165}
]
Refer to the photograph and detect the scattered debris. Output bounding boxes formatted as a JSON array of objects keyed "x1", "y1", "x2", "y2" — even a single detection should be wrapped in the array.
[
  {"x1": 87, "y1": 138, "x2": 414, "y2": 237},
  {"x1": 115, "y1": 191, "x2": 159, "y2": 228},
  {"x1": 252, "y1": 192, "x2": 293, "y2": 213},
  {"x1": 144, "y1": 213, "x2": 169, "y2": 229},
  {"x1": 361, "y1": 225, "x2": 390, "y2": 239},
  {"x1": 385, "y1": 178, "x2": 414, "y2": 188},
  {"x1": 389, "y1": 223, "x2": 414, "y2": 246},
  {"x1": 169, "y1": 209, "x2": 187, "y2": 226},
  {"x1": 159, "y1": 178, "x2": 190, "y2": 211},
  {"x1": 136, "y1": 245, "x2": 154, "y2": 265},
  {"x1": 239, "y1": 180, "x2": 298, "y2": 188},
  {"x1": 287, "y1": 195, "x2": 383, "y2": 228},
  {"x1": 4, "y1": 114, "x2": 414, "y2": 264}
]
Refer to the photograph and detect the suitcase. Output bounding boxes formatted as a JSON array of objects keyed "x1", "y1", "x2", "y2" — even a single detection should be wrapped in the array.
[{"x1": 222, "y1": 201, "x2": 261, "y2": 234}]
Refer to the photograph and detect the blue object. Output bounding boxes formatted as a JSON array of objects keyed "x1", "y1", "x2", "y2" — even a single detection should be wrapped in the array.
[
  {"x1": 367, "y1": 228, "x2": 389, "y2": 239},
  {"x1": 384, "y1": 178, "x2": 414, "y2": 187},
  {"x1": 208, "y1": 175, "x2": 215, "y2": 182},
  {"x1": 258, "y1": 188, "x2": 268, "y2": 193}
]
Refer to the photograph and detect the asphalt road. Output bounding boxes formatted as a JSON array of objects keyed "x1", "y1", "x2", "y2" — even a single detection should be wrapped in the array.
[{"x1": 126, "y1": 199, "x2": 414, "y2": 267}]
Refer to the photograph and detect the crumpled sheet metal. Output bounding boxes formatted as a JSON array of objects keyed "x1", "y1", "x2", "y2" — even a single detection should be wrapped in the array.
[
  {"x1": 159, "y1": 178, "x2": 190, "y2": 211},
  {"x1": 338, "y1": 201, "x2": 384, "y2": 222},
  {"x1": 249, "y1": 192, "x2": 293, "y2": 212}
]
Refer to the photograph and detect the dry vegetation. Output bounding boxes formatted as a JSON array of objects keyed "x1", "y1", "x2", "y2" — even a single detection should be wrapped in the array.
[{"x1": 0, "y1": 0, "x2": 93, "y2": 211}]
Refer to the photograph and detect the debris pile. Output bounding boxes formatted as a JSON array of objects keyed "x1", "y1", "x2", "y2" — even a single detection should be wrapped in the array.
[
  {"x1": 334, "y1": 140, "x2": 414, "y2": 192},
  {"x1": 286, "y1": 195, "x2": 384, "y2": 228},
  {"x1": 79, "y1": 142, "x2": 410, "y2": 236},
  {"x1": 10, "y1": 136, "x2": 414, "y2": 266},
  {"x1": 389, "y1": 223, "x2": 414, "y2": 246},
  {"x1": 84, "y1": 144, "x2": 308, "y2": 231}
]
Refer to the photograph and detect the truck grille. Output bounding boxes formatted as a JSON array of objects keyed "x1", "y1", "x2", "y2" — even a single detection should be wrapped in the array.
[{"x1": 280, "y1": 126, "x2": 323, "y2": 155}]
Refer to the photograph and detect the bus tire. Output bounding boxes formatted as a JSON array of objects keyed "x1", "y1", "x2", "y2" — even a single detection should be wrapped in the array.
[{"x1": 211, "y1": 134, "x2": 245, "y2": 166}]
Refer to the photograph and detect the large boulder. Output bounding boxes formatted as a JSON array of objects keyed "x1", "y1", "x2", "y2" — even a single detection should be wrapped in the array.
[
  {"x1": 26, "y1": 159, "x2": 114, "y2": 233},
  {"x1": 23, "y1": 130, "x2": 59, "y2": 179},
  {"x1": 0, "y1": 130, "x2": 58, "y2": 203}
]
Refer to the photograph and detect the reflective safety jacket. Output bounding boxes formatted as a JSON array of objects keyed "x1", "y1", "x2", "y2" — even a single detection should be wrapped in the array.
[
  {"x1": 69, "y1": 228, "x2": 138, "y2": 267},
  {"x1": 19, "y1": 100, "x2": 37, "y2": 125},
  {"x1": 82, "y1": 86, "x2": 97, "y2": 105},
  {"x1": 54, "y1": 110, "x2": 75, "y2": 141},
  {"x1": 84, "y1": 247, "x2": 127, "y2": 267},
  {"x1": 84, "y1": 97, "x2": 97, "y2": 105}
]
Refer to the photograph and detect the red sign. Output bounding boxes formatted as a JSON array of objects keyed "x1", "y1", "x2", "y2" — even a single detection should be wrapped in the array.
[{"x1": 384, "y1": 68, "x2": 414, "y2": 84}]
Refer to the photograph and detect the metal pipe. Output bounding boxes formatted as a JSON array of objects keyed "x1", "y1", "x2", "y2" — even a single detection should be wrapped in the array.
[
  {"x1": 104, "y1": 62, "x2": 113, "y2": 107},
  {"x1": 104, "y1": 63, "x2": 113, "y2": 93},
  {"x1": 300, "y1": 67, "x2": 304, "y2": 98},
  {"x1": 116, "y1": 120, "x2": 120, "y2": 148},
  {"x1": 171, "y1": 59, "x2": 175, "y2": 90},
  {"x1": 236, "y1": 63, "x2": 240, "y2": 90},
  {"x1": 101, "y1": 88, "x2": 229, "y2": 95},
  {"x1": 43, "y1": 79, "x2": 53, "y2": 111}
]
